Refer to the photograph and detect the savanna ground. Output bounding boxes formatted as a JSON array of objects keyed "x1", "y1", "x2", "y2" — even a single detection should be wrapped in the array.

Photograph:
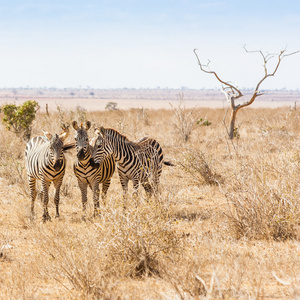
[{"x1": 0, "y1": 101, "x2": 299, "y2": 299}]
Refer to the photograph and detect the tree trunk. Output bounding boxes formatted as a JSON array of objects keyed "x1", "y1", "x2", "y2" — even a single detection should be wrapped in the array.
[{"x1": 229, "y1": 108, "x2": 238, "y2": 139}]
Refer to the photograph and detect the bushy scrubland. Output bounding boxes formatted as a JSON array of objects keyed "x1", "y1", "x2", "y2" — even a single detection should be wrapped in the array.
[{"x1": 0, "y1": 104, "x2": 299, "y2": 299}]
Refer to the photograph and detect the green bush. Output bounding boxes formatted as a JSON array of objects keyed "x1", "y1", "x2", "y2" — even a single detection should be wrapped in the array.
[
  {"x1": 0, "y1": 100, "x2": 40, "y2": 141},
  {"x1": 197, "y1": 118, "x2": 212, "y2": 126}
]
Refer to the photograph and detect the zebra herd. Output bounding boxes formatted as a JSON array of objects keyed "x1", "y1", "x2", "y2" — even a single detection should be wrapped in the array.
[{"x1": 25, "y1": 121, "x2": 173, "y2": 221}]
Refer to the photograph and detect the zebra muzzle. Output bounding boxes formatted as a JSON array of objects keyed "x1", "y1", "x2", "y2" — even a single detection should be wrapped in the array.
[
  {"x1": 77, "y1": 148, "x2": 85, "y2": 161},
  {"x1": 89, "y1": 158, "x2": 100, "y2": 169},
  {"x1": 54, "y1": 159, "x2": 63, "y2": 171}
]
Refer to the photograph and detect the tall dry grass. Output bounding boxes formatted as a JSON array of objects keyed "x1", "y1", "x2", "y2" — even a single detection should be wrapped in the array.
[{"x1": 0, "y1": 104, "x2": 299, "y2": 299}]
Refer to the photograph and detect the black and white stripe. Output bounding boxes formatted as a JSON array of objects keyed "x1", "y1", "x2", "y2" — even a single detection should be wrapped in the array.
[
  {"x1": 91, "y1": 126, "x2": 173, "y2": 199},
  {"x1": 25, "y1": 127, "x2": 71, "y2": 221},
  {"x1": 72, "y1": 121, "x2": 115, "y2": 217}
]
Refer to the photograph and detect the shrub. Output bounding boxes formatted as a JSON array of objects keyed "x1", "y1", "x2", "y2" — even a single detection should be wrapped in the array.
[
  {"x1": 105, "y1": 102, "x2": 118, "y2": 111},
  {"x1": 224, "y1": 156, "x2": 300, "y2": 240},
  {"x1": 179, "y1": 149, "x2": 223, "y2": 185},
  {"x1": 35, "y1": 198, "x2": 180, "y2": 298},
  {"x1": 0, "y1": 100, "x2": 40, "y2": 141},
  {"x1": 171, "y1": 95, "x2": 199, "y2": 143},
  {"x1": 171, "y1": 94, "x2": 211, "y2": 143},
  {"x1": 197, "y1": 118, "x2": 212, "y2": 126}
]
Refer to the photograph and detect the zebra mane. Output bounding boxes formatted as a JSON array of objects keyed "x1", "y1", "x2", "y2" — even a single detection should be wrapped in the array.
[
  {"x1": 102, "y1": 127, "x2": 152, "y2": 150},
  {"x1": 103, "y1": 127, "x2": 130, "y2": 143}
]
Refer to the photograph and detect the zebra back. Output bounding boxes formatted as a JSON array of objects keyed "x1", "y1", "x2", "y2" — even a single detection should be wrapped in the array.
[{"x1": 93, "y1": 127, "x2": 164, "y2": 180}]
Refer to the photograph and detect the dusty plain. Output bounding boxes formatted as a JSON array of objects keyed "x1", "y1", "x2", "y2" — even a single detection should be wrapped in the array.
[
  {"x1": 0, "y1": 88, "x2": 299, "y2": 111},
  {"x1": 0, "y1": 88, "x2": 299, "y2": 299}
]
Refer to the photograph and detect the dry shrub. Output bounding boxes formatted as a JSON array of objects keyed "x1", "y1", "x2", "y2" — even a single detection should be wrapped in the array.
[
  {"x1": 179, "y1": 148, "x2": 223, "y2": 186},
  {"x1": 60, "y1": 173, "x2": 76, "y2": 198},
  {"x1": 224, "y1": 153, "x2": 300, "y2": 240},
  {"x1": 35, "y1": 224, "x2": 109, "y2": 298},
  {"x1": 101, "y1": 199, "x2": 180, "y2": 278},
  {"x1": 0, "y1": 235, "x2": 12, "y2": 262},
  {"x1": 28, "y1": 197, "x2": 180, "y2": 298},
  {"x1": 0, "y1": 152, "x2": 27, "y2": 187},
  {"x1": 0, "y1": 130, "x2": 28, "y2": 195},
  {"x1": 171, "y1": 95, "x2": 200, "y2": 143}
]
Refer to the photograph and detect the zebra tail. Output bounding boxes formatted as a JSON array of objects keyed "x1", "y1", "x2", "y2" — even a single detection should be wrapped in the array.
[{"x1": 163, "y1": 161, "x2": 175, "y2": 167}]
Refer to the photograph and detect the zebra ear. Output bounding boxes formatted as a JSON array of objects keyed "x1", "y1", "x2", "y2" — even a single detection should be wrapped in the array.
[
  {"x1": 43, "y1": 129, "x2": 52, "y2": 140},
  {"x1": 59, "y1": 130, "x2": 69, "y2": 141},
  {"x1": 94, "y1": 127, "x2": 100, "y2": 136},
  {"x1": 72, "y1": 121, "x2": 79, "y2": 130},
  {"x1": 62, "y1": 122, "x2": 70, "y2": 131},
  {"x1": 84, "y1": 121, "x2": 91, "y2": 131},
  {"x1": 99, "y1": 126, "x2": 106, "y2": 138},
  {"x1": 89, "y1": 136, "x2": 97, "y2": 147},
  {"x1": 59, "y1": 125, "x2": 70, "y2": 141}
]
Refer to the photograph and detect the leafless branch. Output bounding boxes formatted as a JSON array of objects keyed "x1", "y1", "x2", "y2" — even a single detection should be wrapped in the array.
[
  {"x1": 193, "y1": 49, "x2": 243, "y2": 102},
  {"x1": 243, "y1": 45, "x2": 299, "y2": 98},
  {"x1": 194, "y1": 46, "x2": 299, "y2": 139}
]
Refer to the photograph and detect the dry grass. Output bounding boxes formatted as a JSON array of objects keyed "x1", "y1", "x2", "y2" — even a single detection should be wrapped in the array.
[{"x1": 0, "y1": 104, "x2": 299, "y2": 299}]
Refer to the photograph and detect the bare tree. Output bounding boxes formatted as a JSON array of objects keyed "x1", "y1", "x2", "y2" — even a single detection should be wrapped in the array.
[{"x1": 194, "y1": 47, "x2": 298, "y2": 139}]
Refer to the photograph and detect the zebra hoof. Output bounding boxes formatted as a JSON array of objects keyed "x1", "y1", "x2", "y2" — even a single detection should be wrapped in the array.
[
  {"x1": 42, "y1": 214, "x2": 51, "y2": 222},
  {"x1": 93, "y1": 212, "x2": 101, "y2": 219}
]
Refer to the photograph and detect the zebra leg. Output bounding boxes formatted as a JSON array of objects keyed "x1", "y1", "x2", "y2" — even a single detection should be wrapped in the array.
[
  {"x1": 101, "y1": 179, "x2": 111, "y2": 205},
  {"x1": 119, "y1": 176, "x2": 129, "y2": 195},
  {"x1": 132, "y1": 179, "x2": 140, "y2": 198},
  {"x1": 142, "y1": 181, "x2": 153, "y2": 199},
  {"x1": 92, "y1": 181, "x2": 100, "y2": 217},
  {"x1": 42, "y1": 180, "x2": 51, "y2": 222},
  {"x1": 152, "y1": 176, "x2": 160, "y2": 199},
  {"x1": 119, "y1": 176, "x2": 130, "y2": 209},
  {"x1": 132, "y1": 179, "x2": 141, "y2": 207},
  {"x1": 78, "y1": 180, "x2": 88, "y2": 219},
  {"x1": 28, "y1": 175, "x2": 37, "y2": 218},
  {"x1": 53, "y1": 179, "x2": 63, "y2": 218}
]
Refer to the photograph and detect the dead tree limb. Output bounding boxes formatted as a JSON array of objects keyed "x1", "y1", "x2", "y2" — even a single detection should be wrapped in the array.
[{"x1": 194, "y1": 47, "x2": 299, "y2": 139}]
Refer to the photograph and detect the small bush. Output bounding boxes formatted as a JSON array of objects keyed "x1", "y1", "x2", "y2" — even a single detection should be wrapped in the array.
[
  {"x1": 171, "y1": 99, "x2": 199, "y2": 142},
  {"x1": 34, "y1": 199, "x2": 180, "y2": 298},
  {"x1": 197, "y1": 118, "x2": 212, "y2": 126},
  {"x1": 224, "y1": 156, "x2": 300, "y2": 240},
  {"x1": 105, "y1": 102, "x2": 118, "y2": 111},
  {"x1": 0, "y1": 100, "x2": 40, "y2": 141},
  {"x1": 171, "y1": 94, "x2": 212, "y2": 142},
  {"x1": 180, "y1": 149, "x2": 223, "y2": 185},
  {"x1": 103, "y1": 200, "x2": 180, "y2": 278}
]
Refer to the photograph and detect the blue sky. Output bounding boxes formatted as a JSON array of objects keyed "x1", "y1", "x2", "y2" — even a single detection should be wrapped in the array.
[{"x1": 0, "y1": 0, "x2": 299, "y2": 89}]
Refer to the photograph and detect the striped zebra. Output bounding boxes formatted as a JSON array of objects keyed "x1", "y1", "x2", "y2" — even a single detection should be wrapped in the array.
[
  {"x1": 72, "y1": 121, "x2": 115, "y2": 217},
  {"x1": 91, "y1": 126, "x2": 174, "y2": 200},
  {"x1": 25, "y1": 125, "x2": 73, "y2": 222}
]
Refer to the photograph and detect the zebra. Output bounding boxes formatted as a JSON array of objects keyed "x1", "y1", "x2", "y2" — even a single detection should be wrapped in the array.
[
  {"x1": 91, "y1": 126, "x2": 174, "y2": 200},
  {"x1": 25, "y1": 125, "x2": 74, "y2": 222},
  {"x1": 72, "y1": 121, "x2": 115, "y2": 217}
]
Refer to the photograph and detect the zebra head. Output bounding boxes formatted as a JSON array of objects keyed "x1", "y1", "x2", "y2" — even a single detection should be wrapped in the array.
[
  {"x1": 72, "y1": 121, "x2": 91, "y2": 162},
  {"x1": 43, "y1": 127, "x2": 69, "y2": 171},
  {"x1": 92, "y1": 126, "x2": 114, "y2": 165}
]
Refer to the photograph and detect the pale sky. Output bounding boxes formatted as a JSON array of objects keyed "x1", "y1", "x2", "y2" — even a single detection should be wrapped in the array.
[{"x1": 0, "y1": 0, "x2": 299, "y2": 90}]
